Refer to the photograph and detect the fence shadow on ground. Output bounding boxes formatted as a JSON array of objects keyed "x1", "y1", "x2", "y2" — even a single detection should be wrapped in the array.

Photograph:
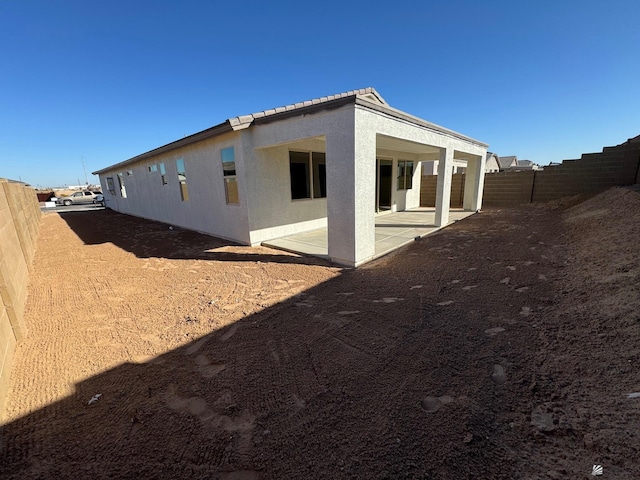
[
  {"x1": 0, "y1": 207, "x2": 550, "y2": 479},
  {"x1": 57, "y1": 209, "x2": 333, "y2": 267}
]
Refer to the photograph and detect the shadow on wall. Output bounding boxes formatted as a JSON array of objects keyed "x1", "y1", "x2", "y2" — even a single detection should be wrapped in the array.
[
  {"x1": 0, "y1": 209, "x2": 546, "y2": 479},
  {"x1": 57, "y1": 210, "x2": 333, "y2": 267}
]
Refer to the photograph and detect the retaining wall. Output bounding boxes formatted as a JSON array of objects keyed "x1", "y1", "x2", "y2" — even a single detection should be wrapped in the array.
[
  {"x1": 0, "y1": 179, "x2": 41, "y2": 415},
  {"x1": 421, "y1": 136, "x2": 640, "y2": 207}
]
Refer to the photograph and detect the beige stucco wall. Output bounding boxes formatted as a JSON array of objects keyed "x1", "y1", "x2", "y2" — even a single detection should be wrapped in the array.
[
  {"x1": 243, "y1": 136, "x2": 328, "y2": 245},
  {"x1": 99, "y1": 131, "x2": 253, "y2": 244}
]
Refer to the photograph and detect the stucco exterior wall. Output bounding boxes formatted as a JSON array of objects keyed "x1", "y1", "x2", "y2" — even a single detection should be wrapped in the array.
[
  {"x1": 356, "y1": 107, "x2": 484, "y2": 214},
  {"x1": 243, "y1": 137, "x2": 328, "y2": 245},
  {"x1": 244, "y1": 106, "x2": 357, "y2": 246},
  {"x1": 356, "y1": 107, "x2": 486, "y2": 161},
  {"x1": 99, "y1": 131, "x2": 252, "y2": 244}
]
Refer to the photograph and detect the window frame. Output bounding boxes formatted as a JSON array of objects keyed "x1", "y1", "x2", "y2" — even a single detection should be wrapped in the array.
[
  {"x1": 176, "y1": 158, "x2": 189, "y2": 201},
  {"x1": 397, "y1": 159, "x2": 414, "y2": 190},
  {"x1": 289, "y1": 150, "x2": 327, "y2": 201},
  {"x1": 117, "y1": 172, "x2": 127, "y2": 198},
  {"x1": 221, "y1": 147, "x2": 239, "y2": 204},
  {"x1": 159, "y1": 162, "x2": 167, "y2": 185}
]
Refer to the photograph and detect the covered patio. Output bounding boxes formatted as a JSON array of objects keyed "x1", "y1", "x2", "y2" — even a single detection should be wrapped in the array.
[
  {"x1": 245, "y1": 88, "x2": 487, "y2": 267},
  {"x1": 263, "y1": 207, "x2": 475, "y2": 263}
]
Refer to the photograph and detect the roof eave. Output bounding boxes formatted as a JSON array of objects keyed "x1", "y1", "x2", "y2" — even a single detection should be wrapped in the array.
[
  {"x1": 92, "y1": 120, "x2": 234, "y2": 175},
  {"x1": 354, "y1": 98, "x2": 489, "y2": 149}
]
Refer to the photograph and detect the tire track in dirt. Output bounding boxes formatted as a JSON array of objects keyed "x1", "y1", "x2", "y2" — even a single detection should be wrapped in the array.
[
  {"x1": 6, "y1": 196, "x2": 638, "y2": 478},
  {"x1": 2, "y1": 211, "x2": 339, "y2": 479}
]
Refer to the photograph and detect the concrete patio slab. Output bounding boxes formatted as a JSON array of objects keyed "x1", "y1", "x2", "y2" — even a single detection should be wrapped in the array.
[{"x1": 263, "y1": 208, "x2": 476, "y2": 265}]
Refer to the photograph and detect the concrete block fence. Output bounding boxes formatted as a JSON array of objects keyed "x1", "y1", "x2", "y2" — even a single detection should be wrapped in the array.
[
  {"x1": 421, "y1": 136, "x2": 640, "y2": 207},
  {"x1": 0, "y1": 179, "x2": 41, "y2": 416}
]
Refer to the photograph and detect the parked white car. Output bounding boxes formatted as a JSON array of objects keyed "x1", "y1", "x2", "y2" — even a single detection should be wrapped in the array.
[{"x1": 56, "y1": 191, "x2": 103, "y2": 206}]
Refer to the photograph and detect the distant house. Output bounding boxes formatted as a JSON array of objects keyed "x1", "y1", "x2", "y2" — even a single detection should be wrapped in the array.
[
  {"x1": 93, "y1": 88, "x2": 488, "y2": 267},
  {"x1": 485, "y1": 152, "x2": 500, "y2": 173},
  {"x1": 497, "y1": 156, "x2": 541, "y2": 171},
  {"x1": 514, "y1": 159, "x2": 541, "y2": 170},
  {"x1": 497, "y1": 155, "x2": 518, "y2": 170}
]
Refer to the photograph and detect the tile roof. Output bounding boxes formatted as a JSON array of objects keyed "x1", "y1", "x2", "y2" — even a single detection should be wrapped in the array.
[
  {"x1": 228, "y1": 87, "x2": 388, "y2": 130},
  {"x1": 93, "y1": 87, "x2": 487, "y2": 175},
  {"x1": 516, "y1": 160, "x2": 536, "y2": 166}
]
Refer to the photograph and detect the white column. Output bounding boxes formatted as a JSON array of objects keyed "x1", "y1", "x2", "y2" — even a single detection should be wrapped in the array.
[
  {"x1": 463, "y1": 153, "x2": 486, "y2": 211},
  {"x1": 435, "y1": 147, "x2": 454, "y2": 226},
  {"x1": 326, "y1": 117, "x2": 376, "y2": 266}
]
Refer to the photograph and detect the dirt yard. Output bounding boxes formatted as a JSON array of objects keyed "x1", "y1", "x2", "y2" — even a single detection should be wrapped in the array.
[{"x1": 1, "y1": 186, "x2": 639, "y2": 479}]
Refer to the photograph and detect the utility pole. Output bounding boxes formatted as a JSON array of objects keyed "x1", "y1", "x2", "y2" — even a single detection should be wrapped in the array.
[{"x1": 82, "y1": 157, "x2": 88, "y2": 185}]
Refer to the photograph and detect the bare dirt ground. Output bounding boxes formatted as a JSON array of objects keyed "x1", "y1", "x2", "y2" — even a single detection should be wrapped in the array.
[{"x1": 1, "y1": 186, "x2": 639, "y2": 479}]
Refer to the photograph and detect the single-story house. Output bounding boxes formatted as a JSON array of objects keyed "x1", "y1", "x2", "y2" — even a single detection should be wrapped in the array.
[
  {"x1": 513, "y1": 159, "x2": 541, "y2": 170},
  {"x1": 93, "y1": 88, "x2": 488, "y2": 267},
  {"x1": 497, "y1": 155, "x2": 518, "y2": 170},
  {"x1": 485, "y1": 152, "x2": 500, "y2": 173},
  {"x1": 497, "y1": 156, "x2": 541, "y2": 171}
]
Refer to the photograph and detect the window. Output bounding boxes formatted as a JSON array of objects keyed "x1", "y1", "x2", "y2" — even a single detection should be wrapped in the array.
[
  {"x1": 289, "y1": 151, "x2": 326, "y2": 200},
  {"x1": 221, "y1": 147, "x2": 239, "y2": 204},
  {"x1": 117, "y1": 173, "x2": 127, "y2": 197},
  {"x1": 106, "y1": 177, "x2": 115, "y2": 194},
  {"x1": 312, "y1": 153, "x2": 326, "y2": 198},
  {"x1": 159, "y1": 163, "x2": 167, "y2": 185},
  {"x1": 148, "y1": 164, "x2": 157, "y2": 172},
  {"x1": 176, "y1": 159, "x2": 189, "y2": 201},
  {"x1": 397, "y1": 160, "x2": 414, "y2": 190},
  {"x1": 126, "y1": 170, "x2": 133, "y2": 176}
]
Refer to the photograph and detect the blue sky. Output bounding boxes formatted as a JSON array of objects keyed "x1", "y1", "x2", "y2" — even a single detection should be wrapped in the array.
[{"x1": 1, "y1": 0, "x2": 639, "y2": 188}]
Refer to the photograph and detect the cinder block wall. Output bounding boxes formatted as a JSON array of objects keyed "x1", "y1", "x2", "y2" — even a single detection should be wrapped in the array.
[
  {"x1": 420, "y1": 175, "x2": 437, "y2": 207},
  {"x1": 420, "y1": 174, "x2": 465, "y2": 207},
  {"x1": 420, "y1": 136, "x2": 640, "y2": 207},
  {"x1": 0, "y1": 179, "x2": 41, "y2": 415},
  {"x1": 483, "y1": 171, "x2": 536, "y2": 206},
  {"x1": 532, "y1": 141, "x2": 640, "y2": 202}
]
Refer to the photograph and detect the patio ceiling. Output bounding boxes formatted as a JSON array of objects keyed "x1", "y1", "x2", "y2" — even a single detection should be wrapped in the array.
[{"x1": 376, "y1": 134, "x2": 441, "y2": 155}]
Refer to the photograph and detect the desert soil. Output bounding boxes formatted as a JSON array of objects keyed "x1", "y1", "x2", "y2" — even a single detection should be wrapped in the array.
[{"x1": 1, "y1": 186, "x2": 639, "y2": 479}]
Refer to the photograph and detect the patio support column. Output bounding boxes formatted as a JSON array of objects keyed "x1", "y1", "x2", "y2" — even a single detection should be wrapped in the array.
[
  {"x1": 463, "y1": 154, "x2": 486, "y2": 211},
  {"x1": 435, "y1": 147, "x2": 454, "y2": 226},
  {"x1": 325, "y1": 121, "x2": 376, "y2": 267}
]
